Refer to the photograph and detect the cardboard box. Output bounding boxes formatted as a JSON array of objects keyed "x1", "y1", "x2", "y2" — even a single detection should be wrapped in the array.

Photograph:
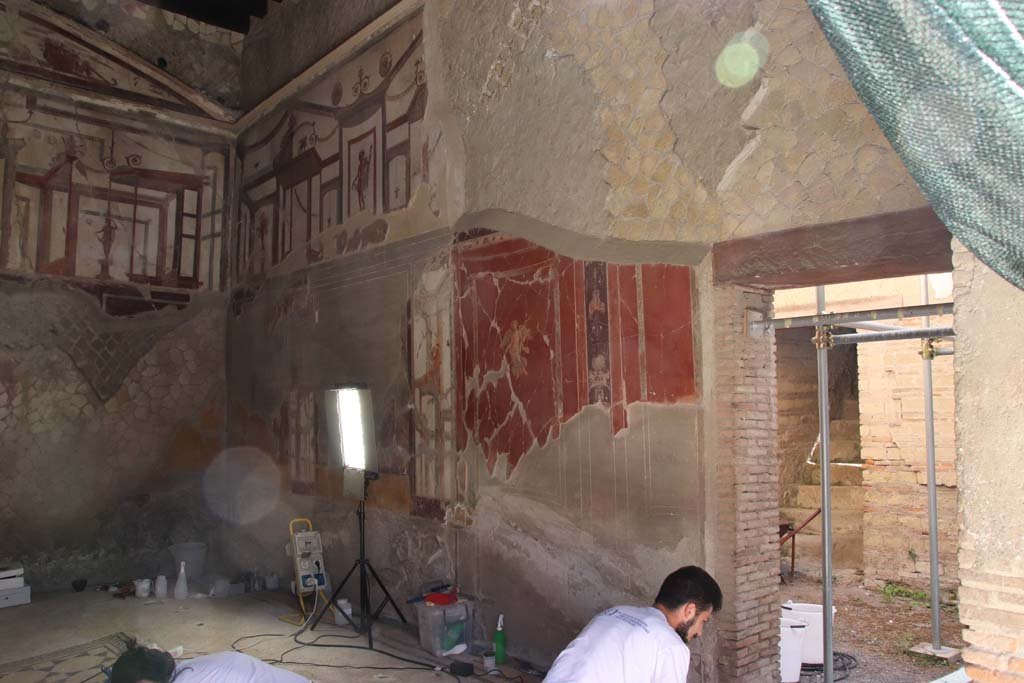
[{"x1": 0, "y1": 585, "x2": 30, "y2": 608}]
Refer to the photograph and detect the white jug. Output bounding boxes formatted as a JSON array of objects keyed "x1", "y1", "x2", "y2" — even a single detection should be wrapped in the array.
[
  {"x1": 174, "y1": 561, "x2": 188, "y2": 600},
  {"x1": 154, "y1": 575, "x2": 168, "y2": 599}
]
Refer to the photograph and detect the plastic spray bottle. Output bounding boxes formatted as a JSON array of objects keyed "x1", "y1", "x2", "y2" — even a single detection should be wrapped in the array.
[
  {"x1": 174, "y1": 561, "x2": 188, "y2": 600},
  {"x1": 493, "y1": 614, "x2": 506, "y2": 665}
]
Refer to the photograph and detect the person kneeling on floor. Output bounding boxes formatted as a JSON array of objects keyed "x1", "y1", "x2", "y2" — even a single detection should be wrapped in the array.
[
  {"x1": 544, "y1": 565, "x2": 723, "y2": 683},
  {"x1": 110, "y1": 639, "x2": 312, "y2": 683}
]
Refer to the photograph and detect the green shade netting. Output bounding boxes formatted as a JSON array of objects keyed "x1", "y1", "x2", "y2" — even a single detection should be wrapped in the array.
[{"x1": 806, "y1": 0, "x2": 1024, "y2": 290}]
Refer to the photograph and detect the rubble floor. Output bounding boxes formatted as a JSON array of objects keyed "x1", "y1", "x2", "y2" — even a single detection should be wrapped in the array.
[{"x1": 781, "y1": 574, "x2": 965, "y2": 683}]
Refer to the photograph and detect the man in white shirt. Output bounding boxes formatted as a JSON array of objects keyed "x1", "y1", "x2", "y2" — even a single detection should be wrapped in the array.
[
  {"x1": 110, "y1": 640, "x2": 312, "y2": 683},
  {"x1": 544, "y1": 566, "x2": 722, "y2": 683}
]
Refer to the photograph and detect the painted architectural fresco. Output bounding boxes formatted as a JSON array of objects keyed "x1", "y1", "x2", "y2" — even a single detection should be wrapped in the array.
[
  {"x1": 452, "y1": 233, "x2": 698, "y2": 476},
  {"x1": 236, "y1": 13, "x2": 426, "y2": 282},
  {"x1": 411, "y1": 252, "x2": 455, "y2": 510},
  {"x1": 0, "y1": 9, "x2": 229, "y2": 291},
  {"x1": 0, "y1": 2, "x2": 215, "y2": 118}
]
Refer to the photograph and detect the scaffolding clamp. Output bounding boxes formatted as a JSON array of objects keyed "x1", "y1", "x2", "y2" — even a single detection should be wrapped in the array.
[
  {"x1": 812, "y1": 325, "x2": 834, "y2": 350},
  {"x1": 920, "y1": 338, "x2": 937, "y2": 360}
]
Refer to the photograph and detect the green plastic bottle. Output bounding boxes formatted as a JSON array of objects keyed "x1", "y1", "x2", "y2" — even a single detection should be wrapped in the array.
[{"x1": 493, "y1": 614, "x2": 506, "y2": 665}]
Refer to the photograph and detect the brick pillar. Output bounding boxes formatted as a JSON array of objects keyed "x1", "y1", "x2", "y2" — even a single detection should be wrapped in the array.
[
  {"x1": 953, "y1": 241, "x2": 1024, "y2": 681},
  {"x1": 711, "y1": 283, "x2": 780, "y2": 682}
]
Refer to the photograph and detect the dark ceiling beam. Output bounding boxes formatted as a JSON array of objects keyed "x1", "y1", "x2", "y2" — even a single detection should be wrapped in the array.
[
  {"x1": 133, "y1": 0, "x2": 263, "y2": 33},
  {"x1": 712, "y1": 206, "x2": 953, "y2": 289}
]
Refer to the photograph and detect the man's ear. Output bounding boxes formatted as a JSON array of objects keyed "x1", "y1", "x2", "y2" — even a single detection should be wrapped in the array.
[{"x1": 681, "y1": 602, "x2": 697, "y2": 623}]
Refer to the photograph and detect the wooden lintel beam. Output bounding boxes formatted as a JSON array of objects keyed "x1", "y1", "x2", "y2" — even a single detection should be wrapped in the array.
[{"x1": 712, "y1": 207, "x2": 953, "y2": 289}]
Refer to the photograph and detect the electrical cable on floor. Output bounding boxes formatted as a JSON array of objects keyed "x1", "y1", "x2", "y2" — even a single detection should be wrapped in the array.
[
  {"x1": 799, "y1": 651, "x2": 858, "y2": 681},
  {"x1": 473, "y1": 667, "x2": 526, "y2": 683}
]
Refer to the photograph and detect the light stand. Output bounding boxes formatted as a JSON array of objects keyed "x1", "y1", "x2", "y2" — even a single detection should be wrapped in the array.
[{"x1": 309, "y1": 473, "x2": 407, "y2": 648}]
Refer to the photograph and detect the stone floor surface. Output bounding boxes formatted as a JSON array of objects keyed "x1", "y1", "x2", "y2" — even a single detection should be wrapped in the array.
[{"x1": 0, "y1": 589, "x2": 530, "y2": 683}]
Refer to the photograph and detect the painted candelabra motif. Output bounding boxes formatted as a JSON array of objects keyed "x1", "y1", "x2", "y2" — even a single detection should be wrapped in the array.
[
  {"x1": 236, "y1": 12, "x2": 428, "y2": 281},
  {"x1": 452, "y1": 233, "x2": 698, "y2": 476}
]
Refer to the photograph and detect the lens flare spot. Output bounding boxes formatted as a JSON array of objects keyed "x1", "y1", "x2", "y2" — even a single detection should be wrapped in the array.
[
  {"x1": 715, "y1": 30, "x2": 768, "y2": 89},
  {"x1": 202, "y1": 447, "x2": 281, "y2": 525}
]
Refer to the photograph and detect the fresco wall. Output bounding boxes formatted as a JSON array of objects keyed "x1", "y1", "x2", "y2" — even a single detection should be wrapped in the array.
[
  {"x1": 453, "y1": 232, "x2": 697, "y2": 474},
  {"x1": 235, "y1": 13, "x2": 431, "y2": 283},
  {"x1": 225, "y1": 225, "x2": 706, "y2": 663},
  {"x1": 0, "y1": 2, "x2": 231, "y2": 291},
  {"x1": 0, "y1": 4, "x2": 232, "y2": 588}
]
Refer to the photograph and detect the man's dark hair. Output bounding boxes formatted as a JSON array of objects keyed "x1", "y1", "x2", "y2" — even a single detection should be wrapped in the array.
[
  {"x1": 110, "y1": 638, "x2": 177, "y2": 683},
  {"x1": 655, "y1": 566, "x2": 723, "y2": 613}
]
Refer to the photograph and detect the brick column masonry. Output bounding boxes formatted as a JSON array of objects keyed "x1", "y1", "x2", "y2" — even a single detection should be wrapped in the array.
[
  {"x1": 711, "y1": 284, "x2": 780, "y2": 682},
  {"x1": 953, "y1": 240, "x2": 1024, "y2": 682}
]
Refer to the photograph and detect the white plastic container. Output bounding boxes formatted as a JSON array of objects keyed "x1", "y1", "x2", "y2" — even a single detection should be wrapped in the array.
[
  {"x1": 416, "y1": 600, "x2": 473, "y2": 657},
  {"x1": 782, "y1": 602, "x2": 837, "y2": 665},
  {"x1": 0, "y1": 585, "x2": 31, "y2": 608},
  {"x1": 134, "y1": 579, "x2": 152, "y2": 598},
  {"x1": 779, "y1": 617, "x2": 807, "y2": 682},
  {"x1": 0, "y1": 565, "x2": 24, "y2": 591},
  {"x1": 331, "y1": 598, "x2": 354, "y2": 625},
  {"x1": 154, "y1": 575, "x2": 168, "y2": 599}
]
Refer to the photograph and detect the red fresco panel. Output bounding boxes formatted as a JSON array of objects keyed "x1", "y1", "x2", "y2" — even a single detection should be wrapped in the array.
[
  {"x1": 607, "y1": 265, "x2": 627, "y2": 434},
  {"x1": 558, "y1": 256, "x2": 582, "y2": 422},
  {"x1": 615, "y1": 265, "x2": 642, "y2": 406},
  {"x1": 574, "y1": 260, "x2": 587, "y2": 414},
  {"x1": 454, "y1": 235, "x2": 560, "y2": 473},
  {"x1": 640, "y1": 264, "x2": 696, "y2": 401}
]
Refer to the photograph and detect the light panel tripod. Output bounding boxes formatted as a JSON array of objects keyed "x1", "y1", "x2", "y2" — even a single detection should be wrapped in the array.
[{"x1": 309, "y1": 475, "x2": 406, "y2": 649}]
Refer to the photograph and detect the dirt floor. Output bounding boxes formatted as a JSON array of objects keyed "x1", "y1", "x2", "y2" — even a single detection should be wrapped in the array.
[{"x1": 781, "y1": 574, "x2": 965, "y2": 683}]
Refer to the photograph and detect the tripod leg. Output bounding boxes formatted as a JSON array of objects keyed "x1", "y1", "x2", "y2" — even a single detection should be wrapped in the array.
[
  {"x1": 365, "y1": 560, "x2": 408, "y2": 624},
  {"x1": 310, "y1": 559, "x2": 360, "y2": 632}
]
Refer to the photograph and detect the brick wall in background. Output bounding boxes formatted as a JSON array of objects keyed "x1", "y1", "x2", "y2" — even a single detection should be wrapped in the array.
[
  {"x1": 712, "y1": 284, "x2": 779, "y2": 682},
  {"x1": 858, "y1": 316, "x2": 958, "y2": 592}
]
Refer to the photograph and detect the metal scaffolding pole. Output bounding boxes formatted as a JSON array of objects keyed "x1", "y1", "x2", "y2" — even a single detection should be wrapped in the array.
[
  {"x1": 830, "y1": 327, "x2": 955, "y2": 345},
  {"x1": 815, "y1": 286, "x2": 835, "y2": 682},
  {"x1": 766, "y1": 302, "x2": 953, "y2": 331}
]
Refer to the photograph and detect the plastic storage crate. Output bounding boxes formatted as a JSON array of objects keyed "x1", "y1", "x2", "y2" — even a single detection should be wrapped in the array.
[{"x1": 416, "y1": 600, "x2": 473, "y2": 657}]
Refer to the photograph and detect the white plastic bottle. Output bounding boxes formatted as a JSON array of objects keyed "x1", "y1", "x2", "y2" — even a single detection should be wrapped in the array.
[
  {"x1": 174, "y1": 562, "x2": 188, "y2": 600},
  {"x1": 155, "y1": 575, "x2": 168, "y2": 599}
]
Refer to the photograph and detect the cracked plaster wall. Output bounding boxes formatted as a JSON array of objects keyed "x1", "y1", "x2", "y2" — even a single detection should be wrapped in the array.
[
  {"x1": 424, "y1": 0, "x2": 926, "y2": 244},
  {"x1": 0, "y1": 280, "x2": 227, "y2": 589}
]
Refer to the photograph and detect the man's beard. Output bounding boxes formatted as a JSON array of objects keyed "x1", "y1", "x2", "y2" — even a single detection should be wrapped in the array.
[{"x1": 676, "y1": 616, "x2": 696, "y2": 643}]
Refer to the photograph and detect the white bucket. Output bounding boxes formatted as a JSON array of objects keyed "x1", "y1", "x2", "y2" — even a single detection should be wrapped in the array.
[
  {"x1": 779, "y1": 617, "x2": 807, "y2": 682},
  {"x1": 169, "y1": 543, "x2": 207, "y2": 580},
  {"x1": 781, "y1": 602, "x2": 837, "y2": 665}
]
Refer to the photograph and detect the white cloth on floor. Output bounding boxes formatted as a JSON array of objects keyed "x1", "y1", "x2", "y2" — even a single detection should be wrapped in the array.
[
  {"x1": 544, "y1": 606, "x2": 691, "y2": 683},
  {"x1": 174, "y1": 652, "x2": 310, "y2": 683}
]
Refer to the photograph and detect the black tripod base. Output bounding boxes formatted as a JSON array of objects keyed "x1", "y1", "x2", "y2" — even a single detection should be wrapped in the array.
[{"x1": 310, "y1": 557, "x2": 407, "y2": 648}]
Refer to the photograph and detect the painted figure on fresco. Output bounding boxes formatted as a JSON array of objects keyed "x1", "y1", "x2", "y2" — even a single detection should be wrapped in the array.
[
  {"x1": 588, "y1": 287, "x2": 606, "y2": 317},
  {"x1": 501, "y1": 319, "x2": 532, "y2": 378},
  {"x1": 352, "y1": 144, "x2": 373, "y2": 211},
  {"x1": 253, "y1": 213, "x2": 268, "y2": 275},
  {"x1": 96, "y1": 217, "x2": 118, "y2": 279}
]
